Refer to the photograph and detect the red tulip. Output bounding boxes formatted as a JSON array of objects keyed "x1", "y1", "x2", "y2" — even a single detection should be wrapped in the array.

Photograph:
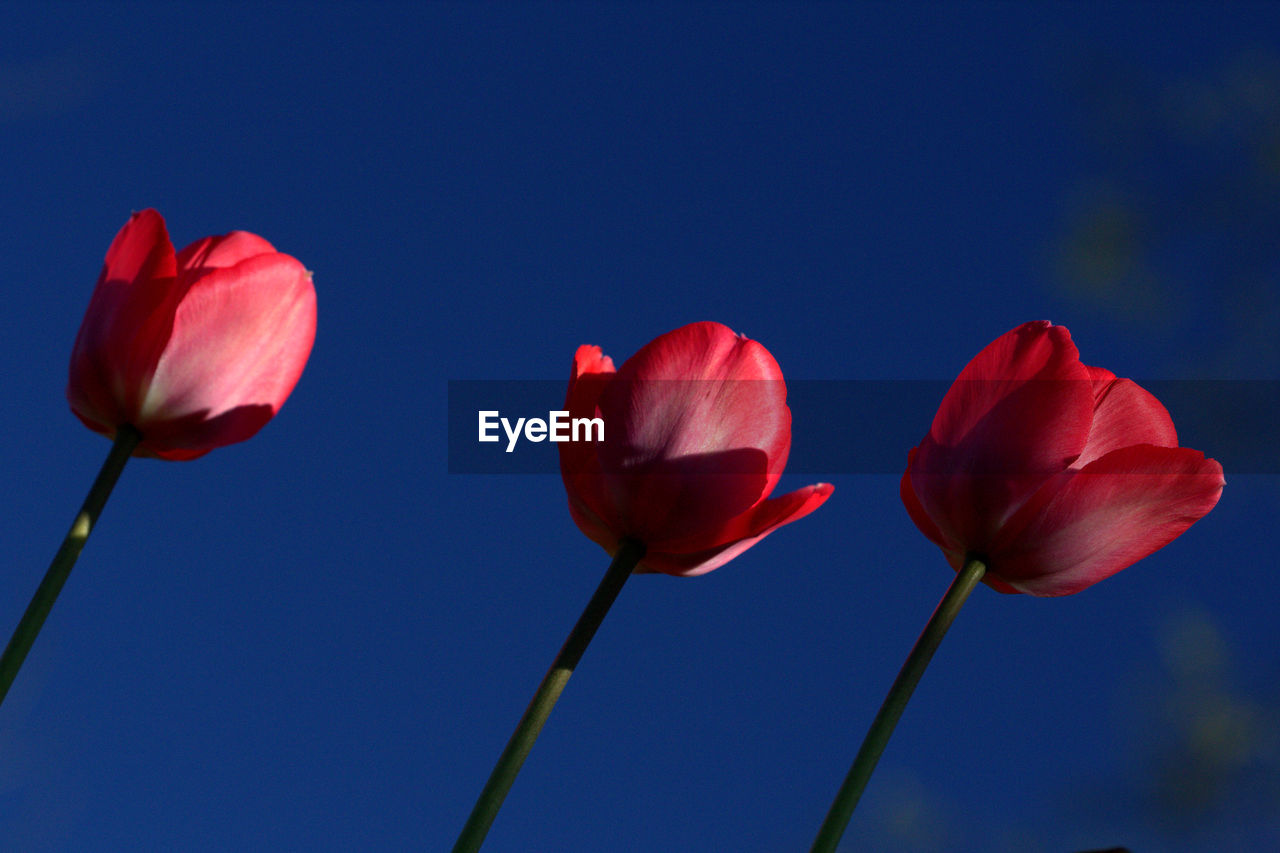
[
  {"x1": 559, "y1": 321, "x2": 833, "y2": 576},
  {"x1": 901, "y1": 321, "x2": 1224, "y2": 596},
  {"x1": 67, "y1": 209, "x2": 316, "y2": 461}
]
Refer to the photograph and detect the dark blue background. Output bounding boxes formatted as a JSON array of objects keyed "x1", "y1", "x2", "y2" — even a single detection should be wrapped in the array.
[{"x1": 3, "y1": 3, "x2": 1277, "y2": 851}]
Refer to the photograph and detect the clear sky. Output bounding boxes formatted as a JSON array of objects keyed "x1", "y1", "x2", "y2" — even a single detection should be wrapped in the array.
[{"x1": 2, "y1": 3, "x2": 1278, "y2": 851}]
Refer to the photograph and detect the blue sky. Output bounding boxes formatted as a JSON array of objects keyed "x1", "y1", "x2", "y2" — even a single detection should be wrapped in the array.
[{"x1": 2, "y1": 3, "x2": 1278, "y2": 851}]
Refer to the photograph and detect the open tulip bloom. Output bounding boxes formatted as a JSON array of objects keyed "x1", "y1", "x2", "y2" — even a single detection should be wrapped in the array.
[
  {"x1": 809, "y1": 320, "x2": 1224, "y2": 852},
  {"x1": 0, "y1": 209, "x2": 315, "y2": 707},
  {"x1": 453, "y1": 321, "x2": 832, "y2": 851}
]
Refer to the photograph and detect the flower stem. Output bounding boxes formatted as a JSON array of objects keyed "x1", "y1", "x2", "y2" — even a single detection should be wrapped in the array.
[
  {"x1": 0, "y1": 425, "x2": 141, "y2": 708},
  {"x1": 452, "y1": 537, "x2": 646, "y2": 853},
  {"x1": 809, "y1": 555, "x2": 986, "y2": 853}
]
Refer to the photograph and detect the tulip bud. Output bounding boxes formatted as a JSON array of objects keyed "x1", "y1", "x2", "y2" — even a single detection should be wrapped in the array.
[
  {"x1": 902, "y1": 321, "x2": 1223, "y2": 596},
  {"x1": 560, "y1": 321, "x2": 832, "y2": 576},
  {"x1": 67, "y1": 210, "x2": 316, "y2": 461}
]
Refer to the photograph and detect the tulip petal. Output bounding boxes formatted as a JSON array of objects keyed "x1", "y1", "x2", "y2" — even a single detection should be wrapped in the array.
[
  {"x1": 900, "y1": 450, "x2": 959, "y2": 556},
  {"x1": 138, "y1": 252, "x2": 316, "y2": 451},
  {"x1": 559, "y1": 345, "x2": 620, "y2": 535},
  {"x1": 638, "y1": 482, "x2": 834, "y2": 577},
  {"x1": 68, "y1": 209, "x2": 180, "y2": 427},
  {"x1": 1074, "y1": 375, "x2": 1178, "y2": 469},
  {"x1": 901, "y1": 459, "x2": 1022, "y2": 593},
  {"x1": 177, "y1": 230, "x2": 279, "y2": 272},
  {"x1": 597, "y1": 322, "x2": 791, "y2": 542},
  {"x1": 606, "y1": 448, "x2": 772, "y2": 548},
  {"x1": 562, "y1": 344, "x2": 615, "y2": 441},
  {"x1": 990, "y1": 445, "x2": 1225, "y2": 596},
  {"x1": 1083, "y1": 365, "x2": 1116, "y2": 387},
  {"x1": 564, "y1": 490, "x2": 620, "y2": 558},
  {"x1": 607, "y1": 321, "x2": 790, "y2": 479},
  {"x1": 910, "y1": 321, "x2": 1094, "y2": 549}
]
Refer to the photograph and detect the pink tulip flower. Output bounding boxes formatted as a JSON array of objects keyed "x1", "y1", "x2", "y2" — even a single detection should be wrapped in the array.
[
  {"x1": 901, "y1": 321, "x2": 1224, "y2": 596},
  {"x1": 67, "y1": 210, "x2": 317, "y2": 461},
  {"x1": 559, "y1": 321, "x2": 833, "y2": 576}
]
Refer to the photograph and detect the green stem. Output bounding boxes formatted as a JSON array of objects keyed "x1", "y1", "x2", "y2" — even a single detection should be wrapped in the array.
[
  {"x1": 809, "y1": 555, "x2": 986, "y2": 853},
  {"x1": 0, "y1": 425, "x2": 141, "y2": 708},
  {"x1": 452, "y1": 537, "x2": 647, "y2": 853}
]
